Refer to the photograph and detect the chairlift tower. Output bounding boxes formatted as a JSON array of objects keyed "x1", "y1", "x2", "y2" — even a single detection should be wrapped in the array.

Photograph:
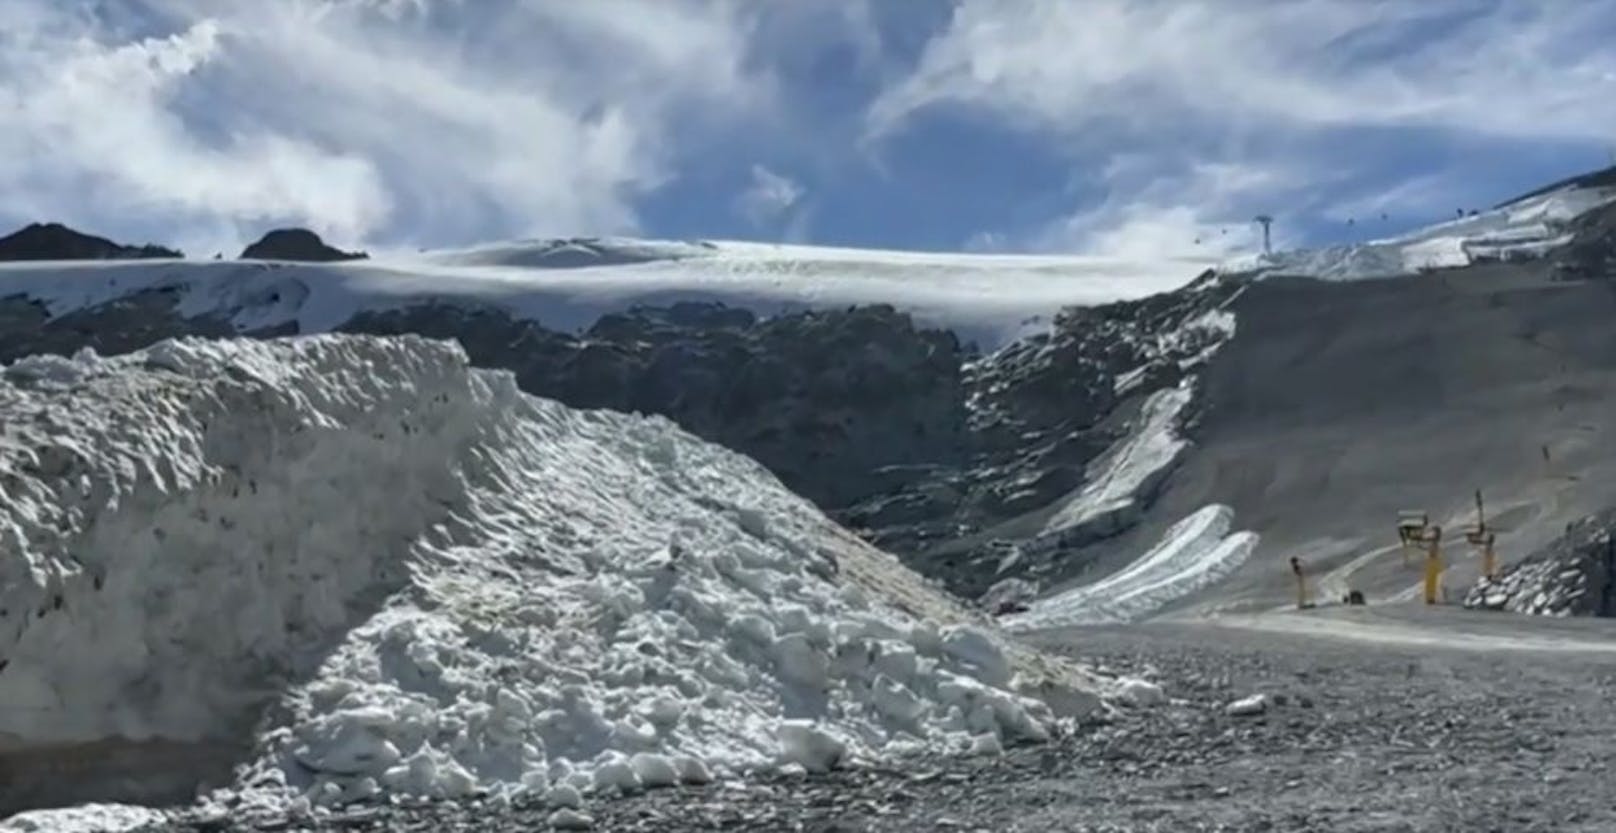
[
  {"x1": 1253, "y1": 214, "x2": 1274, "y2": 256},
  {"x1": 1464, "y1": 489, "x2": 1498, "y2": 580}
]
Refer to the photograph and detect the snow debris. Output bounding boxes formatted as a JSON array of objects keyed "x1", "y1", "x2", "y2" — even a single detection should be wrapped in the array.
[
  {"x1": 1114, "y1": 678, "x2": 1167, "y2": 708},
  {"x1": 0, "y1": 334, "x2": 1081, "y2": 815},
  {"x1": 0, "y1": 804, "x2": 166, "y2": 833},
  {"x1": 968, "y1": 733, "x2": 1004, "y2": 756},
  {"x1": 548, "y1": 808, "x2": 595, "y2": 830},
  {"x1": 1225, "y1": 694, "x2": 1270, "y2": 717},
  {"x1": 1010, "y1": 505, "x2": 1258, "y2": 631},
  {"x1": 777, "y1": 721, "x2": 848, "y2": 773},
  {"x1": 544, "y1": 784, "x2": 584, "y2": 809}
]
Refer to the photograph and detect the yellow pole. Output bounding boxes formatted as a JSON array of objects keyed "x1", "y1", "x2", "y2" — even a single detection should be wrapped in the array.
[
  {"x1": 1482, "y1": 534, "x2": 1497, "y2": 580},
  {"x1": 1422, "y1": 527, "x2": 1443, "y2": 605},
  {"x1": 1291, "y1": 556, "x2": 1308, "y2": 609}
]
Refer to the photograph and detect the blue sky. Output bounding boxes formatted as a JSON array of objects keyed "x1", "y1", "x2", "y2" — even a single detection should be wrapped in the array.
[{"x1": 1, "y1": 0, "x2": 1614, "y2": 261}]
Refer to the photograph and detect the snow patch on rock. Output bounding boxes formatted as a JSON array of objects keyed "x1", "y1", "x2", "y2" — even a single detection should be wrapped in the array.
[
  {"x1": 1007, "y1": 505, "x2": 1257, "y2": 631},
  {"x1": 1028, "y1": 381, "x2": 1196, "y2": 555}
]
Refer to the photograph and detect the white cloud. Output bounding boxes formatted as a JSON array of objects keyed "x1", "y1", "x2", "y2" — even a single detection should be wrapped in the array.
[
  {"x1": 1027, "y1": 160, "x2": 1282, "y2": 260},
  {"x1": 875, "y1": 1, "x2": 1616, "y2": 257},
  {"x1": 735, "y1": 164, "x2": 805, "y2": 226},
  {"x1": 0, "y1": 0, "x2": 776, "y2": 252},
  {"x1": 869, "y1": 1, "x2": 1616, "y2": 144}
]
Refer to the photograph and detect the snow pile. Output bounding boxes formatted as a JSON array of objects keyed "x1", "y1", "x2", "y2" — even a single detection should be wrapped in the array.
[
  {"x1": 0, "y1": 238, "x2": 1216, "y2": 353},
  {"x1": 1006, "y1": 505, "x2": 1258, "y2": 631},
  {"x1": 1231, "y1": 185, "x2": 1616, "y2": 281},
  {"x1": 0, "y1": 335, "x2": 1077, "y2": 814},
  {"x1": 0, "y1": 804, "x2": 164, "y2": 833}
]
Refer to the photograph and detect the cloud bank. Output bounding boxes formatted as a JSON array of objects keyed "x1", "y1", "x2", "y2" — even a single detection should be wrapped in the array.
[{"x1": 1, "y1": 1, "x2": 1613, "y2": 258}]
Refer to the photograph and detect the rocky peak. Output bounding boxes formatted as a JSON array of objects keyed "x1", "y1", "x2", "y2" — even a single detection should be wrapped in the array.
[
  {"x1": 0, "y1": 223, "x2": 182, "y2": 261},
  {"x1": 240, "y1": 228, "x2": 368, "y2": 262}
]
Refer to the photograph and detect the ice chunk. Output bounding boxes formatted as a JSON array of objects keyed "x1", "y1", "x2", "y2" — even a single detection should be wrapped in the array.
[
  {"x1": 1114, "y1": 678, "x2": 1167, "y2": 708},
  {"x1": 940, "y1": 626, "x2": 1012, "y2": 686},
  {"x1": 549, "y1": 808, "x2": 595, "y2": 830},
  {"x1": 544, "y1": 783, "x2": 584, "y2": 809},
  {"x1": 778, "y1": 721, "x2": 847, "y2": 773},
  {"x1": 628, "y1": 753, "x2": 680, "y2": 788},
  {"x1": 968, "y1": 733, "x2": 1003, "y2": 756},
  {"x1": 1225, "y1": 694, "x2": 1270, "y2": 717},
  {"x1": 592, "y1": 758, "x2": 642, "y2": 796}
]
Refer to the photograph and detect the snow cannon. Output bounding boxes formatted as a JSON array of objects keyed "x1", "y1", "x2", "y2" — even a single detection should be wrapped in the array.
[
  {"x1": 1289, "y1": 556, "x2": 1314, "y2": 610},
  {"x1": 1397, "y1": 511, "x2": 1431, "y2": 567},
  {"x1": 1420, "y1": 524, "x2": 1444, "y2": 606}
]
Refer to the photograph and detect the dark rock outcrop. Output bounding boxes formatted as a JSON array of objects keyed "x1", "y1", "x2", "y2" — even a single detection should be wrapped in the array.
[
  {"x1": 1552, "y1": 200, "x2": 1616, "y2": 281},
  {"x1": 842, "y1": 274, "x2": 1244, "y2": 595},
  {"x1": 341, "y1": 301, "x2": 969, "y2": 510},
  {"x1": 240, "y1": 229, "x2": 367, "y2": 262},
  {"x1": 0, "y1": 223, "x2": 181, "y2": 261},
  {"x1": 1465, "y1": 510, "x2": 1616, "y2": 616}
]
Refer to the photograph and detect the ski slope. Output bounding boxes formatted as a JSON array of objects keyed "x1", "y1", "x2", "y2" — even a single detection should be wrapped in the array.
[
  {"x1": 0, "y1": 335, "x2": 1102, "y2": 821},
  {"x1": 1233, "y1": 184, "x2": 1616, "y2": 281},
  {"x1": 0, "y1": 240, "x2": 1221, "y2": 352}
]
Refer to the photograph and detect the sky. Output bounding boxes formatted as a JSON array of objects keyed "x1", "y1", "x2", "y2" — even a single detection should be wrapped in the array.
[{"x1": 1, "y1": 0, "x2": 1614, "y2": 261}]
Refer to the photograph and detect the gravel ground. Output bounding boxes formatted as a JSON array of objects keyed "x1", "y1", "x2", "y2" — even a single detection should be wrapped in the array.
[{"x1": 152, "y1": 620, "x2": 1616, "y2": 833}]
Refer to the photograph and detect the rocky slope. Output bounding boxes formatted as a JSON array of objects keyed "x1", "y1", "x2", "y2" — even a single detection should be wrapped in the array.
[
  {"x1": 0, "y1": 273, "x2": 1238, "y2": 602},
  {"x1": 1465, "y1": 510, "x2": 1616, "y2": 616}
]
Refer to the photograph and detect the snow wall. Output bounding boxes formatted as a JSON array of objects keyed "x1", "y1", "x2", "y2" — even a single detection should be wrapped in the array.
[{"x1": 0, "y1": 335, "x2": 1096, "y2": 817}]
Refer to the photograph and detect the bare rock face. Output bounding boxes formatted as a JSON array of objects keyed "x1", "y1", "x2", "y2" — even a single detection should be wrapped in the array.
[
  {"x1": 1465, "y1": 510, "x2": 1616, "y2": 617},
  {"x1": 0, "y1": 223, "x2": 181, "y2": 261},
  {"x1": 341, "y1": 302, "x2": 971, "y2": 511},
  {"x1": 843, "y1": 273, "x2": 1244, "y2": 597},
  {"x1": 239, "y1": 228, "x2": 367, "y2": 262}
]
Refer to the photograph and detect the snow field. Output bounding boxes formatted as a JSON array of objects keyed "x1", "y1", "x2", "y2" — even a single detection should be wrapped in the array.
[{"x1": 0, "y1": 335, "x2": 1075, "y2": 816}]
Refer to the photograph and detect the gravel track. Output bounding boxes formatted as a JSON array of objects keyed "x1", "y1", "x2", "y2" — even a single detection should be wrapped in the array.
[{"x1": 151, "y1": 618, "x2": 1616, "y2": 833}]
